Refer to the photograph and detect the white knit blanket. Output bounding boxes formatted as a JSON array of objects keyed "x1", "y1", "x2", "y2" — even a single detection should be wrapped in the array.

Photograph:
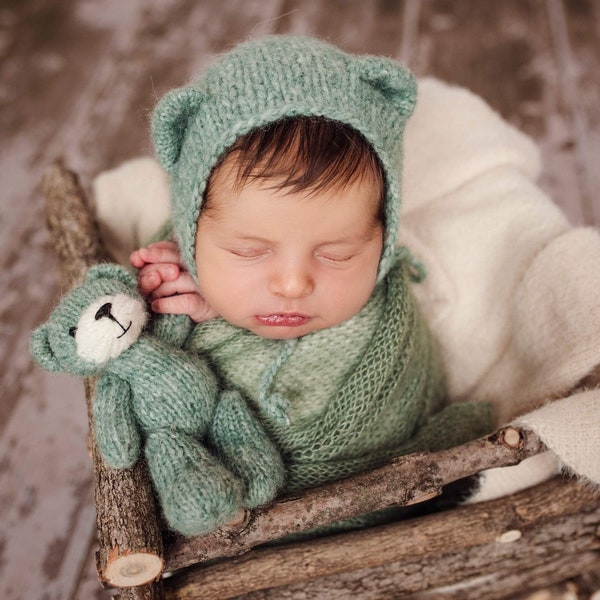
[{"x1": 94, "y1": 78, "x2": 600, "y2": 501}]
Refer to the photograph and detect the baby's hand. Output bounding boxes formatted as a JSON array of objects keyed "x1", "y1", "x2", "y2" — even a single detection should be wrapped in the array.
[{"x1": 129, "y1": 241, "x2": 217, "y2": 323}]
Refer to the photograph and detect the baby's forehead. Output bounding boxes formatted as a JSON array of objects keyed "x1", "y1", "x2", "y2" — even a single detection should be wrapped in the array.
[
  {"x1": 206, "y1": 160, "x2": 382, "y2": 210},
  {"x1": 198, "y1": 170, "x2": 384, "y2": 246}
]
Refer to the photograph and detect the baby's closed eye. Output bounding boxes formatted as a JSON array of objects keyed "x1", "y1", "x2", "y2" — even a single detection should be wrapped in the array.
[
  {"x1": 316, "y1": 252, "x2": 356, "y2": 264},
  {"x1": 228, "y1": 247, "x2": 271, "y2": 259}
]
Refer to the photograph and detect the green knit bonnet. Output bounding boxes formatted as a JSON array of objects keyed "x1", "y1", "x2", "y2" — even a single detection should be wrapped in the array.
[{"x1": 151, "y1": 35, "x2": 416, "y2": 283}]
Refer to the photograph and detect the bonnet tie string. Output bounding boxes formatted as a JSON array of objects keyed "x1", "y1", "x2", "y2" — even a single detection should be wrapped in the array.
[
  {"x1": 393, "y1": 245, "x2": 426, "y2": 283},
  {"x1": 257, "y1": 337, "x2": 299, "y2": 426}
]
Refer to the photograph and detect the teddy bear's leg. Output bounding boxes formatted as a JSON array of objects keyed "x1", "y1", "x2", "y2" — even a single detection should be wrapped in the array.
[
  {"x1": 210, "y1": 390, "x2": 286, "y2": 509},
  {"x1": 144, "y1": 429, "x2": 244, "y2": 536}
]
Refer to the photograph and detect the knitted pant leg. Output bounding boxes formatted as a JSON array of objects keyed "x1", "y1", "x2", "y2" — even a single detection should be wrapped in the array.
[{"x1": 145, "y1": 429, "x2": 244, "y2": 536}]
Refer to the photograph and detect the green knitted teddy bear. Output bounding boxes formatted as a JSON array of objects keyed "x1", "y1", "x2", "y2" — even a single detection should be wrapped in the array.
[{"x1": 30, "y1": 263, "x2": 285, "y2": 536}]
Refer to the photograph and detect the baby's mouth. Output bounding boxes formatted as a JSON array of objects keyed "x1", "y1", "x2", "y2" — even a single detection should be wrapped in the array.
[{"x1": 255, "y1": 314, "x2": 310, "y2": 327}]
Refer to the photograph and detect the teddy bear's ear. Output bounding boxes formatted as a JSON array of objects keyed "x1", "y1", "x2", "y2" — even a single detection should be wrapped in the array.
[
  {"x1": 30, "y1": 324, "x2": 62, "y2": 373},
  {"x1": 151, "y1": 87, "x2": 206, "y2": 173},
  {"x1": 352, "y1": 56, "x2": 417, "y2": 117},
  {"x1": 85, "y1": 263, "x2": 136, "y2": 287}
]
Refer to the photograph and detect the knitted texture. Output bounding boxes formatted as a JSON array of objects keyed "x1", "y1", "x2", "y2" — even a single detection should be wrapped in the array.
[
  {"x1": 151, "y1": 35, "x2": 416, "y2": 283},
  {"x1": 187, "y1": 260, "x2": 492, "y2": 493},
  {"x1": 30, "y1": 264, "x2": 285, "y2": 536},
  {"x1": 211, "y1": 390, "x2": 286, "y2": 507}
]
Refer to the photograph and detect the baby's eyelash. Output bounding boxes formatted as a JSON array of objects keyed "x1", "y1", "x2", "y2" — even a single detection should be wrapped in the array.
[
  {"x1": 318, "y1": 253, "x2": 355, "y2": 263},
  {"x1": 229, "y1": 248, "x2": 269, "y2": 258}
]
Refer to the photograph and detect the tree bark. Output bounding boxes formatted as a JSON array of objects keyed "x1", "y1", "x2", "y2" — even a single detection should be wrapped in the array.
[
  {"x1": 163, "y1": 477, "x2": 600, "y2": 599},
  {"x1": 114, "y1": 579, "x2": 166, "y2": 600},
  {"x1": 41, "y1": 162, "x2": 108, "y2": 287}
]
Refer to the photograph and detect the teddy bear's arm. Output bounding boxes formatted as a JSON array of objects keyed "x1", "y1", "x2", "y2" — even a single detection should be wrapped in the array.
[
  {"x1": 149, "y1": 313, "x2": 195, "y2": 348},
  {"x1": 209, "y1": 390, "x2": 286, "y2": 509},
  {"x1": 93, "y1": 372, "x2": 141, "y2": 469}
]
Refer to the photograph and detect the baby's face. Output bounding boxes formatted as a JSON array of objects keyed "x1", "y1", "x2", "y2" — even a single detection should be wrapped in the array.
[{"x1": 195, "y1": 166, "x2": 383, "y2": 339}]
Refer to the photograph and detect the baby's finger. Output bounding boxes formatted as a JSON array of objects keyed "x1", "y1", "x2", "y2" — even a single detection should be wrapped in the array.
[
  {"x1": 149, "y1": 272, "x2": 199, "y2": 299},
  {"x1": 131, "y1": 241, "x2": 180, "y2": 268},
  {"x1": 151, "y1": 293, "x2": 203, "y2": 318},
  {"x1": 129, "y1": 248, "x2": 147, "y2": 269},
  {"x1": 138, "y1": 243, "x2": 184, "y2": 267},
  {"x1": 151, "y1": 291, "x2": 217, "y2": 323},
  {"x1": 138, "y1": 263, "x2": 180, "y2": 290}
]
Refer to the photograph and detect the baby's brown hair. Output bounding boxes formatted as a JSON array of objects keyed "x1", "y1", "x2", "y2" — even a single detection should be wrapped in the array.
[{"x1": 203, "y1": 116, "x2": 385, "y2": 223}]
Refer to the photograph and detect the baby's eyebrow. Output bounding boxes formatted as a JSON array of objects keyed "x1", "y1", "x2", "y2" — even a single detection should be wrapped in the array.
[
  {"x1": 227, "y1": 225, "x2": 380, "y2": 246},
  {"x1": 319, "y1": 229, "x2": 381, "y2": 246},
  {"x1": 229, "y1": 234, "x2": 273, "y2": 244}
]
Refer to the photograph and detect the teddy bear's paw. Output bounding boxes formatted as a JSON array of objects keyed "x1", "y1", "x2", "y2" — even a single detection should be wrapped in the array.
[
  {"x1": 163, "y1": 467, "x2": 244, "y2": 536},
  {"x1": 241, "y1": 450, "x2": 286, "y2": 509},
  {"x1": 145, "y1": 430, "x2": 244, "y2": 536},
  {"x1": 242, "y1": 469, "x2": 284, "y2": 509},
  {"x1": 211, "y1": 389, "x2": 286, "y2": 509}
]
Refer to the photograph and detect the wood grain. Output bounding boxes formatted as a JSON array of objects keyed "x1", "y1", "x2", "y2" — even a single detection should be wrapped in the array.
[{"x1": 415, "y1": 0, "x2": 588, "y2": 225}]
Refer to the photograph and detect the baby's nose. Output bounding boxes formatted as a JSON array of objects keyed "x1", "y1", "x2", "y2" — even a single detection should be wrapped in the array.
[{"x1": 269, "y1": 267, "x2": 314, "y2": 299}]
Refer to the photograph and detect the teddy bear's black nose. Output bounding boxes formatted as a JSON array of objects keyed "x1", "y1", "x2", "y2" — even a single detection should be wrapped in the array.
[{"x1": 95, "y1": 302, "x2": 113, "y2": 320}]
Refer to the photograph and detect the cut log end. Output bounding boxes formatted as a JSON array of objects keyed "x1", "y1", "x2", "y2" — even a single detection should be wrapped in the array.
[
  {"x1": 500, "y1": 426, "x2": 522, "y2": 449},
  {"x1": 103, "y1": 551, "x2": 165, "y2": 588}
]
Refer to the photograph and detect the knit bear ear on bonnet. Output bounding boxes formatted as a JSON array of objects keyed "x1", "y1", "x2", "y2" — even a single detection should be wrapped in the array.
[{"x1": 151, "y1": 35, "x2": 417, "y2": 283}]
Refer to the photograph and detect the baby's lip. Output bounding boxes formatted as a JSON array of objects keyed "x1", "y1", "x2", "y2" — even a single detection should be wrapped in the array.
[{"x1": 255, "y1": 313, "x2": 311, "y2": 327}]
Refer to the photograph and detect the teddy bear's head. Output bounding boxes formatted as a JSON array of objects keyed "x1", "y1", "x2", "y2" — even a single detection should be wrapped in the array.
[{"x1": 31, "y1": 264, "x2": 148, "y2": 376}]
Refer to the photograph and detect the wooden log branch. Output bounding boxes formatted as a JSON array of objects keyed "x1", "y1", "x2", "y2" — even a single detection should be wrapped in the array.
[
  {"x1": 113, "y1": 579, "x2": 166, "y2": 600},
  {"x1": 40, "y1": 162, "x2": 109, "y2": 286},
  {"x1": 41, "y1": 163, "x2": 166, "y2": 591},
  {"x1": 165, "y1": 426, "x2": 543, "y2": 572},
  {"x1": 90, "y1": 379, "x2": 165, "y2": 589},
  {"x1": 163, "y1": 476, "x2": 600, "y2": 599}
]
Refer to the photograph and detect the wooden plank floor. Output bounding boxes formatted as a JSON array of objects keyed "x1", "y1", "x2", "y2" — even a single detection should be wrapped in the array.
[{"x1": 0, "y1": 1, "x2": 598, "y2": 598}]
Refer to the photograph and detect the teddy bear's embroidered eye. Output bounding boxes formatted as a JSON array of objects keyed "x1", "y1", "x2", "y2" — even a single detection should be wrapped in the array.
[{"x1": 69, "y1": 326, "x2": 78, "y2": 338}]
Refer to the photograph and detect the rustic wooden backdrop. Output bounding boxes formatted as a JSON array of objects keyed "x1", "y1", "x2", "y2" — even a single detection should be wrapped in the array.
[{"x1": 0, "y1": 1, "x2": 598, "y2": 598}]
